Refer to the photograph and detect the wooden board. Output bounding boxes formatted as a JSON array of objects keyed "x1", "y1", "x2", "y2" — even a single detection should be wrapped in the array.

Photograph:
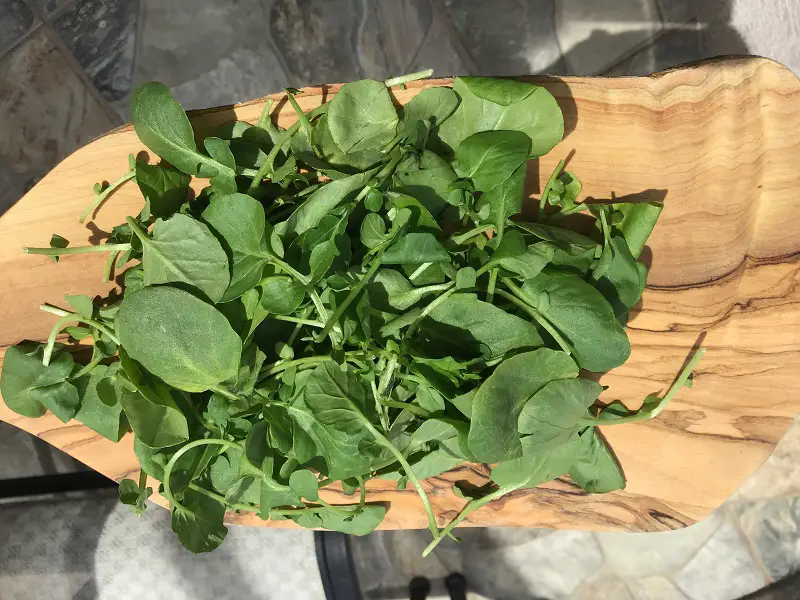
[{"x1": 2, "y1": 56, "x2": 799, "y2": 533}]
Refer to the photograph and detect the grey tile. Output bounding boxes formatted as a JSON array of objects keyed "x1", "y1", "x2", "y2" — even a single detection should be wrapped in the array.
[
  {"x1": 0, "y1": 31, "x2": 114, "y2": 176},
  {"x1": 134, "y1": 0, "x2": 265, "y2": 87},
  {"x1": 0, "y1": 0, "x2": 37, "y2": 53},
  {"x1": 30, "y1": 0, "x2": 73, "y2": 16},
  {"x1": 734, "y1": 417, "x2": 800, "y2": 502},
  {"x1": 407, "y1": 11, "x2": 469, "y2": 77},
  {"x1": 357, "y1": 0, "x2": 432, "y2": 80},
  {"x1": 674, "y1": 520, "x2": 768, "y2": 600},
  {"x1": 595, "y1": 509, "x2": 723, "y2": 578},
  {"x1": 734, "y1": 497, "x2": 800, "y2": 582},
  {"x1": 270, "y1": 0, "x2": 362, "y2": 85},
  {"x1": 0, "y1": 159, "x2": 25, "y2": 215},
  {"x1": 556, "y1": 0, "x2": 662, "y2": 75},
  {"x1": 572, "y1": 572, "x2": 634, "y2": 600},
  {"x1": 52, "y1": 0, "x2": 138, "y2": 102},
  {"x1": 167, "y1": 37, "x2": 287, "y2": 111},
  {"x1": 654, "y1": 0, "x2": 696, "y2": 24},
  {"x1": 603, "y1": 21, "x2": 706, "y2": 76},
  {"x1": 628, "y1": 576, "x2": 689, "y2": 600},
  {"x1": 443, "y1": 0, "x2": 565, "y2": 75},
  {"x1": 0, "y1": 422, "x2": 86, "y2": 479}
]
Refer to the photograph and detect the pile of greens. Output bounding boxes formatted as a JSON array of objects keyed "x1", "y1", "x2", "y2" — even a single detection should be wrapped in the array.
[{"x1": 1, "y1": 69, "x2": 703, "y2": 556}]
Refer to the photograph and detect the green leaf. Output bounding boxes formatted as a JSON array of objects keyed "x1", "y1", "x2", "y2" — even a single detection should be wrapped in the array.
[
  {"x1": 171, "y1": 487, "x2": 228, "y2": 553},
  {"x1": 258, "y1": 276, "x2": 306, "y2": 315},
  {"x1": 119, "y1": 477, "x2": 152, "y2": 517},
  {"x1": 138, "y1": 214, "x2": 231, "y2": 303},
  {"x1": 455, "y1": 267, "x2": 476, "y2": 289},
  {"x1": 288, "y1": 469, "x2": 319, "y2": 501},
  {"x1": 116, "y1": 349, "x2": 189, "y2": 449},
  {"x1": 135, "y1": 161, "x2": 190, "y2": 218},
  {"x1": 294, "y1": 504, "x2": 387, "y2": 535},
  {"x1": 385, "y1": 192, "x2": 440, "y2": 232},
  {"x1": 202, "y1": 193, "x2": 270, "y2": 301},
  {"x1": 382, "y1": 233, "x2": 449, "y2": 264},
  {"x1": 328, "y1": 79, "x2": 398, "y2": 153},
  {"x1": 518, "y1": 378, "x2": 602, "y2": 444},
  {"x1": 410, "y1": 418, "x2": 458, "y2": 445},
  {"x1": 438, "y1": 77, "x2": 563, "y2": 157},
  {"x1": 514, "y1": 221, "x2": 599, "y2": 272},
  {"x1": 0, "y1": 344, "x2": 78, "y2": 420},
  {"x1": 611, "y1": 201, "x2": 663, "y2": 259},
  {"x1": 522, "y1": 271, "x2": 631, "y2": 372},
  {"x1": 468, "y1": 348, "x2": 578, "y2": 463},
  {"x1": 400, "y1": 87, "x2": 459, "y2": 130},
  {"x1": 595, "y1": 236, "x2": 644, "y2": 314},
  {"x1": 419, "y1": 293, "x2": 543, "y2": 360},
  {"x1": 65, "y1": 294, "x2": 94, "y2": 319},
  {"x1": 487, "y1": 230, "x2": 554, "y2": 279},
  {"x1": 490, "y1": 434, "x2": 582, "y2": 489},
  {"x1": 131, "y1": 82, "x2": 236, "y2": 184},
  {"x1": 392, "y1": 151, "x2": 457, "y2": 216},
  {"x1": 117, "y1": 286, "x2": 242, "y2": 393},
  {"x1": 360, "y1": 213, "x2": 387, "y2": 249},
  {"x1": 568, "y1": 428, "x2": 625, "y2": 493},
  {"x1": 48, "y1": 233, "x2": 69, "y2": 262},
  {"x1": 275, "y1": 169, "x2": 378, "y2": 240},
  {"x1": 455, "y1": 131, "x2": 531, "y2": 192},
  {"x1": 74, "y1": 364, "x2": 128, "y2": 442},
  {"x1": 203, "y1": 137, "x2": 237, "y2": 194}
]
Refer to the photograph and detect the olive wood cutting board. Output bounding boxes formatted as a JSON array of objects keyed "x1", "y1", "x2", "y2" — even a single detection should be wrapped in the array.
[{"x1": 2, "y1": 56, "x2": 799, "y2": 532}]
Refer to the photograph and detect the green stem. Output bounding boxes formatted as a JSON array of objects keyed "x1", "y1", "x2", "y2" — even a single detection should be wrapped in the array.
[
  {"x1": 269, "y1": 502, "x2": 363, "y2": 517},
  {"x1": 580, "y1": 348, "x2": 706, "y2": 426},
  {"x1": 80, "y1": 169, "x2": 136, "y2": 223},
  {"x1": 39, "y1": 305, "x2": 120, "y2": 365},
  {"x1": 409, "y1": 262, "x2": 432, "y2": 281},
  {"x1": 256, "y1": 98, "x2": 275, "y2": 132},
  {"x1": 209, "y1": 385, "x2": 241, "y2": 402},
  {"x1": 494, "y1": 287, "x2": 572, "y2": 355},
  {"x1": 380, "y1": 399, "x2": 433, "y2": 418},
  {"x1": 103, "y1": 250, "x2": 121, "y2": 283},
  {"x1": 271, "y1": 314, "x2": 324, "y2": 328},
  {"x1": 316, "y1": 497, "x2": 360, "y2": 516},
  {"x1": 384, "y1": 69, "x2": 434, "y2": 87},
  {"x1": 422, "y1": 485, "x2": 518, "y2": 557},
  {"x1": 316, "y1": 257, "x2": 382, "y2": 343},
  {"x1": 73, "y1": 354, "x2": 103, "y2": 379},
  {"x1": 405, "y1": 284, "x2": 457, "y2": 338},
  {"x1": 24, "y1": 243, "x2": 131, "y2": 256},
  {"x1": 286, "y1": 90, "x2": 315, "y2": 149},
  {"x1": 163, "y1": 439, "x2": 243, "y2": 511},
  {"x1": 377, "y1": 354, "x2": 399, "y2": 395},
  {"x1": 42, "y1": 315, "x2": 79, "y2": 366},
  {"x1": 539, "y1": 159, "x2": 564, "y2": 213},
  {"x1": 357, "y1": 414, "x2": 440, "y2": 538},
  {"x1": 248, "y1": 104, "x2": 328, "y2": 191},
  {"x1": 451, "y1": 224, "x2": 494, "y2": 245},
  {"x1": 188, "y1": 483, "x2": 259, "y2": 513},
  {"x1": 485, "y1": 269, "x2": 498, "y2": 303},
  {"x1": 371, "y1": 379, "x2": 390, "y2": 431},
  {"x1": 259, "y1": 352, "x2": 367, "y2": 378}
]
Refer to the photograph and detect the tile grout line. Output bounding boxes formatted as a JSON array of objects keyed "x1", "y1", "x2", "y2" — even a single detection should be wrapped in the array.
[
  {"x1": 724, "y1": 503, "x2": 775, "y2": 584},
  {"x1": 257, "y1": 0, "x2": 297, "y2": 88},
  {"x1": 18, "y1": 0, "x2": 122, "y2": 125}
]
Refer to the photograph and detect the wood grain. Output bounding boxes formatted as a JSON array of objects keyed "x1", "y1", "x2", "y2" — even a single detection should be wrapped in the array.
[{"x1": 1, "y1": 56, "x2": 799, "y2": 533}]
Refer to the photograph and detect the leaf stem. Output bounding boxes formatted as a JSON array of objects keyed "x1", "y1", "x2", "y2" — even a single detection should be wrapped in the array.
[
  {"x1": 384, "y1": 69, "x2": 434, "y2": 87},
  {"x1": 256, "y1": 98, "x2": 275, "y2": 132},
  {"x1": 405, "y1": 283, "x2": 457, "y2": 338},
  {"x1": 259, "y1": 352, "x2": 367, "y2": 378},
  {"x1": 494, "y1": 285, "x2": 572, "y2": 356},
  {"x1": 270, "y1": 314, "x2": 325, "y2": 328},
  {"x1": 162, "y1": 439, "x2": 243, "y2": 511},
  {"x1": 451, "y1": 224, "x2": 494, "y2": 245},
  {"x1": 24, "y1": 243, "x2": 131, "y2": 256},
  {"x1": 539, "y1": 159, "x2": 564, "y2": 213},
  {"x1": 316, "y1": 257, "x2": 382, "y2": 343},
  {"x1": 485, "y1": 269, "x2": 498, "y2": 303},
  {"x1": 39, "y1": 304, "x2": 120, "y2": 365},
  {"x1": 379, "y1": 398, "x2": 433, "y2": 418},
  {"x1": 422, "y1": 485, "x2": 519, "y2": 557},
  {"x1": 80, "y1": 169, "x2": 136, "y2": 224},
  {"x1": 408, "y1": 262, "x2": 432, "y2": 281},
  {"x1": 188, "y1": 483, "x2": 258, "y2": 513}
]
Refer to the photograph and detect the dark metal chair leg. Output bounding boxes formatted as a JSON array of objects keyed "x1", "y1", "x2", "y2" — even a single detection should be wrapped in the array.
[
  {"x1": 445, "y1": 573, "x2": 467, "y2": 600},
  {"x1": 409, "y1": 576, "x2": 431, "y2": 600}
]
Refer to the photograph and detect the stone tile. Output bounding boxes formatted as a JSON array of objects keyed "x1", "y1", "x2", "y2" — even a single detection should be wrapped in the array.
[
  {"x1": 169, "y1": 38, "x2": 287, "y2": 111},
  {"x1": 733, "y1": 497, "x2": 800, "y2": 582},
  {"x1": 357, "y1": 0, "x2": 432, "y2": 80},
  {"x1": 52, "y1": 0, "x2": 138, "y2": 103},
  {"x1": 0, "y1": 159, "x2": 25, "y2": 215},
  {"x1": 571, "y1": 572, "x2": 634, "y2": 600},
  {"x1": 270, "y1": 0, "x2": 362, "y2": 85},
  {"x1": 628, "y1": 576, "x2": 689, "y2": 600},
  {"x1": 30, "y1": 0, "x2": 73, "y2": 16},
  {"x1": 459, "y1": 529, "x2": 604, "y2": 599},
  {"x1": 0, "y1": 422, "x2": 86, "y2": 479},
  {"x1": 0, "y1": 31, "x2": 114, "y2": 176},
  {"x1": 654, "y1": 0, "x2": 696, "y2": 24},
  {"x1": 674, "y1": 520, "x2": 768, "y2": 600},
  {"x1": 443, "y1": 0, "x2": 565, "y2": 75},
  {"x1": 734, "y1": 417, "x2": 800, "y2": 502},
  {"x1": 556, "y1": 0, "x2": 663, "y2": 75},
  {"x1": 595, "y1": 509, "x2": 724, "y2": 578},
  {"x1": 407, "y1": 11, "x2": 469, "y2": 77},
  {"x1": 0, "y1": 0, "x2": 37, "y2": 53},
  {"x1": 603, "y1": 22, "x2": 706, "y2": 76}
]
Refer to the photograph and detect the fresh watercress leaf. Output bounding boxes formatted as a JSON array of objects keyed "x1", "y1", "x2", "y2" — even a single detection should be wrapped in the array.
[
  {"x1": 135, "y1": 161, "x2": 190, "y2": 219},
  {"x1": 328, "y1": 79, "x2": 398, "y2": 153},
  {"x1": 490, "y1": 433, "x2": 582, "y2": 489},
  {"x1": 568, "y1": 428, "x2": 625, "y2": 493},
  {"x1": 393, "y1": 151, "x2": 457, "y2": 216},
  {"x1": 382, "y1": 233, "x2": 449, "y2": 264},
  {"x1": 74, "y1": 364, "x2": 128, "y2": 442},
  {"x1": 517, "y1": 378, "x2": 602, "y2": 445},
  {"x1": 117, "y1": 286, "x2": 242, "y2": 393},
  {"x1": 611, "y1": 201, "x2": 664, "y2": 259},
  {"x1": 455, "y1": 130, "x2": 531, "y2": 192},
  {"x1": 118, "y1": 475, "x2": 153, "y2": 517},
  {"x1": 171, "y1": 487, "x2": 228, "y2": 553},
  {"x1": 468, "y1": 348, "x2": 578, "y2": 463},
  {"x1": 288, "y1": 469, "x2": 320, "y2": 501}
]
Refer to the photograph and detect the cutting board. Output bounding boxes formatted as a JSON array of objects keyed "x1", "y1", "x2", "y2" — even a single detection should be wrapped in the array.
[{"x1": 2, "y1": 56, "x2": 799, "y2": 533}]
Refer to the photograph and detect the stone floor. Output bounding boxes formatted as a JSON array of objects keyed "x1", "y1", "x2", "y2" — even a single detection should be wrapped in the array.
[{"x1": 2, "y1": 0, "x2": 800, "y2": 599}]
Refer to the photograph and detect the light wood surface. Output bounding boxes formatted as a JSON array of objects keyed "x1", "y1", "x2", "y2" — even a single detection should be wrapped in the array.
[{"x1": 2, "y1": 56, "x2": 799, "y2": 532}]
